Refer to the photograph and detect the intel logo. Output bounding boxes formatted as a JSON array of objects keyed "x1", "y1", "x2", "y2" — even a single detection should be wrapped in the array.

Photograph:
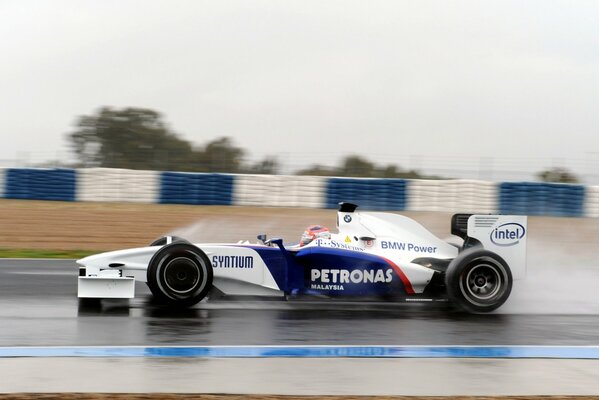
[{"x1": 490, "y1": 223, "x2": 525, "y2": 247}]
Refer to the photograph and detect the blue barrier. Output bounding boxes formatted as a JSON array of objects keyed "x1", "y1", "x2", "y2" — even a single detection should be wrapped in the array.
[
  {"x1": 159, "y1": 172, "x2": 235, "y2": 205},
  {"x1": 499, "y1": 182, "x2": 586, "y2": 217},
  {"x1": 4, "y1": 168, "x2": 76, "y2": 201},
  {"x1": 325, "y1": 178, "x2": 407, "y2": 211},
  {"x1": 0, "y1": 167, "x2": 595, "y2": 217}
]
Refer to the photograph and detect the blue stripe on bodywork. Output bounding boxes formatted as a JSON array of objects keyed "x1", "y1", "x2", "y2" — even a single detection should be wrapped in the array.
[
  {"x1": 223, "y1": 244, "x2": 303, "y2": 292},
  {"x1": 2, "y1": 346, "x2": 599, "y2": 359},
  {"x1": 245, "y1": 246, "x2": 290, "y2": 290},
  {"x1": 295, "y1": 246, "x2": 409, "y2": 296},
  {"x1": 237, "y1": 245, "x2": 408, "y2": 295}
]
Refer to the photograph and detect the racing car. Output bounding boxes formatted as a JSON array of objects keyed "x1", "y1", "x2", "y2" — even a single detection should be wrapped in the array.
[{"x1": 77, "y1": 203, "x2": 527, "y2": 313}]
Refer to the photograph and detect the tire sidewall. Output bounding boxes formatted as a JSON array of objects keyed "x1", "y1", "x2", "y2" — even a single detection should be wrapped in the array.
[
  {"x1": 446, "y1": 248, "x2": 512, "y2": 313},
  {"x1": 147, "y1": 243, "x2": 213, "y2": 307}
]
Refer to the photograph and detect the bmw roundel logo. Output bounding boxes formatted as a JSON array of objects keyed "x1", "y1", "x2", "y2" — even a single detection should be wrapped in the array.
[{"x1": 343, "y1": 215, "x2": 352, "y2": 223}]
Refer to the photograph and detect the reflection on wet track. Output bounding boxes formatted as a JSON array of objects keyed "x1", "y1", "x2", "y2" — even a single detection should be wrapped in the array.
[{"x1": 2, "y1": 259, "x2": 599, "y2": 347}]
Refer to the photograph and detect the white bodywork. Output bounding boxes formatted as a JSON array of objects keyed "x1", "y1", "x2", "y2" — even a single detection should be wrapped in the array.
[
  {"x1": 77, "y1": 209, "x2": 527, "y2": 299},
  {"x1": 466, "y1": 215, "x2": 528, "y2": 279},
  {"x1": 77, "y1": 243, "x2": 283, "y2": 299}
]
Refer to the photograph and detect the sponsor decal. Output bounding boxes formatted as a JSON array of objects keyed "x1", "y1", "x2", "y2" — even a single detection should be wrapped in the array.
[
  {"x1": 344, "y1": 236, "x2": 351, "y2": 243},
  {"x1": 311, "y1": 284, "x2": 345, "y2": 290},
  {"x1": 310, "y1": 268, "x2": 393, "y2": 291},
  {"x1": 490, "y1": 223, "x2": 525, "y2": 247},
  {"x1": 381, "y1": 241, "x2": 437, "y2": 253},
  {"x1": 343, "y1": 215, "x2": 352, "y2": 223},
  {"x1": 212, "y1": 255, "x2": 254, "y2": 268},
  {"x1": 315, "y1": 239, "x2": 365, "y2": 252}
]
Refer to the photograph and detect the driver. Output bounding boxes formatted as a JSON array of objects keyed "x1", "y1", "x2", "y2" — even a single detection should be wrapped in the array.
[{"x1": 299, "y1": 225, "x2": 331, "y2": 247}]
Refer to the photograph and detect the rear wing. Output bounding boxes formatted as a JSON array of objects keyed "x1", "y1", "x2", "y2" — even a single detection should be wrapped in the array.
[{"x1": 452, "y1": 214, "x2": 528, "y2": 279}]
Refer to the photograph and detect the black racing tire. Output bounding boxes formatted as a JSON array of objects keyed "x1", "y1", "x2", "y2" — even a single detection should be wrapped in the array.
[
  {"x1": 445, "y1": 248, "x2": 512, "y2": 313},
  {"x1": 146, "y1": 242, "x2": 213, "y2": 308},
  {"x1": 149, "y1": 236, "x2": 189, "y2": 247}
]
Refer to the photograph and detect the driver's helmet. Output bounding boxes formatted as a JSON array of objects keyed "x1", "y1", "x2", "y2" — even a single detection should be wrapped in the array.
[{"x1": 300, "y1": 225, "x2": 331, "y2": 247}]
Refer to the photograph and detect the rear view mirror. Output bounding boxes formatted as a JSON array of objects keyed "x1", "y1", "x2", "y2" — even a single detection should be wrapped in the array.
[{"x1": 257, "y1": 234, "x2": 267, "y2": 244}]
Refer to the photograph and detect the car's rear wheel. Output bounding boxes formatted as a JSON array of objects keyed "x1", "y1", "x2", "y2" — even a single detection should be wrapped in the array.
[
  {"x1": 146, "y1": 242, "x2": 213, "y2": 308},
  {"x1": 445, "y1": 248, "x2": 512, "y2": 313}
]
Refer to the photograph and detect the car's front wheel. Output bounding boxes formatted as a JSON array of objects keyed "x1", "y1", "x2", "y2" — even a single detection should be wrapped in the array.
[
  {"x1": 146, "y1": 242, "x2": 213, "y2": 308},
  {"x1": 445, "y1": 248, "x2": 512, "y2": 313},
  {"x1": 149, "y1": 236, "x2": 188, "y2": 246}
]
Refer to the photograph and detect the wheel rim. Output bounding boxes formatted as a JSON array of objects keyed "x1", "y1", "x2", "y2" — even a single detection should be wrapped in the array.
[
  {"x1": 163, "y1": 257, "x2": 201, "y2": 294},
  {"x1": 459, "y1": 257, "x2": 506, "y2": 305}
]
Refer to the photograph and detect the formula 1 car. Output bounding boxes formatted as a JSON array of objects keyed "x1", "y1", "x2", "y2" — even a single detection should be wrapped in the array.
[{"x1": 77, "y1": 203, "x2": 527, "y2": 313}]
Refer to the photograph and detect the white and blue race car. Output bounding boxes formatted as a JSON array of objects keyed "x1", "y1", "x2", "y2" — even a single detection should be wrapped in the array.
[{"x1": 77, "y1": 203, "x2": 527, "y2": 313}]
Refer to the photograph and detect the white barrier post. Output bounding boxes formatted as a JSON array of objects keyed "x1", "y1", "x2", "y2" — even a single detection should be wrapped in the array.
[
  {"x1": 406, "y1": 179, "x2": 498, "y2": 213},
  {"x1": 233, "y1": 174, "x2": 326, "y2": 208},
  {"x1": 76, "y1": 168, "x2": 160, "y2": 203}
]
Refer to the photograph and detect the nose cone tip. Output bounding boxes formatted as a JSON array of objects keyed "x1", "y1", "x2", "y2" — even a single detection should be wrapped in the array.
[{"x1": 76, "y1": 254, "x2": 93, "y2": 265}]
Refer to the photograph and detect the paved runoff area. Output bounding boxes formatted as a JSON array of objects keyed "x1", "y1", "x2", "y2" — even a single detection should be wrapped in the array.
[
  {"x1": 2, "y1": 358, "x2": 599, "y2": 395},
  {"x1": 1, "y1": 259, "x2": 599, "y2": 394}
]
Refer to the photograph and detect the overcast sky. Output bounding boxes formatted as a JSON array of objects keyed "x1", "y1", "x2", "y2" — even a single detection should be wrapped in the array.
[{"x1": 1, "y1": 1, "x2": 598, "y2": 181}]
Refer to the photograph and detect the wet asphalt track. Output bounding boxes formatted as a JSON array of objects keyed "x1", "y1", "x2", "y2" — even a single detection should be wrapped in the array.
[{"x1": 2, "y1": 259, "x2": 599, "y2": 347}]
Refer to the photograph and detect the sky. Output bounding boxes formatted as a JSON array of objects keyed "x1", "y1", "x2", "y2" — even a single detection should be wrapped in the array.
[{"x1": 1, "y1": 0, "x2": 598, "y2": 182}]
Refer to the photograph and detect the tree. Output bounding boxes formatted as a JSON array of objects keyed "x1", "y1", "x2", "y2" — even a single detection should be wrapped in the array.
[
  {"x1": 69, "y1": 107, "x2": 193, "y2": 170},
  {"x1": 537, "y1": 167, "x2": 579, "y2": 184},
  {"x1": 296, "y1": 155, "x2": 435, "y2": 179},
  {"x1": 340, "y1": 156, "x2": 376, "y2": 177},
  {"x1": 191, "y1": 137, "x2": 245, "y2": 173},
  {"x1": 246, "y1": 156, "x2": 279, "y2": 175},
  {"x1": 68, "y1": 107, "x2": 269, "y2": 173},
  {"x1": 295, "y1": 164, "x2": 337, "y2": 176}
]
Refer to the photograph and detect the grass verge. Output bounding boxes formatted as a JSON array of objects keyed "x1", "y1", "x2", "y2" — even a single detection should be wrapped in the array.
[{"x1": 0, "y1": 248, "x2": 97, "y2": 259}]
